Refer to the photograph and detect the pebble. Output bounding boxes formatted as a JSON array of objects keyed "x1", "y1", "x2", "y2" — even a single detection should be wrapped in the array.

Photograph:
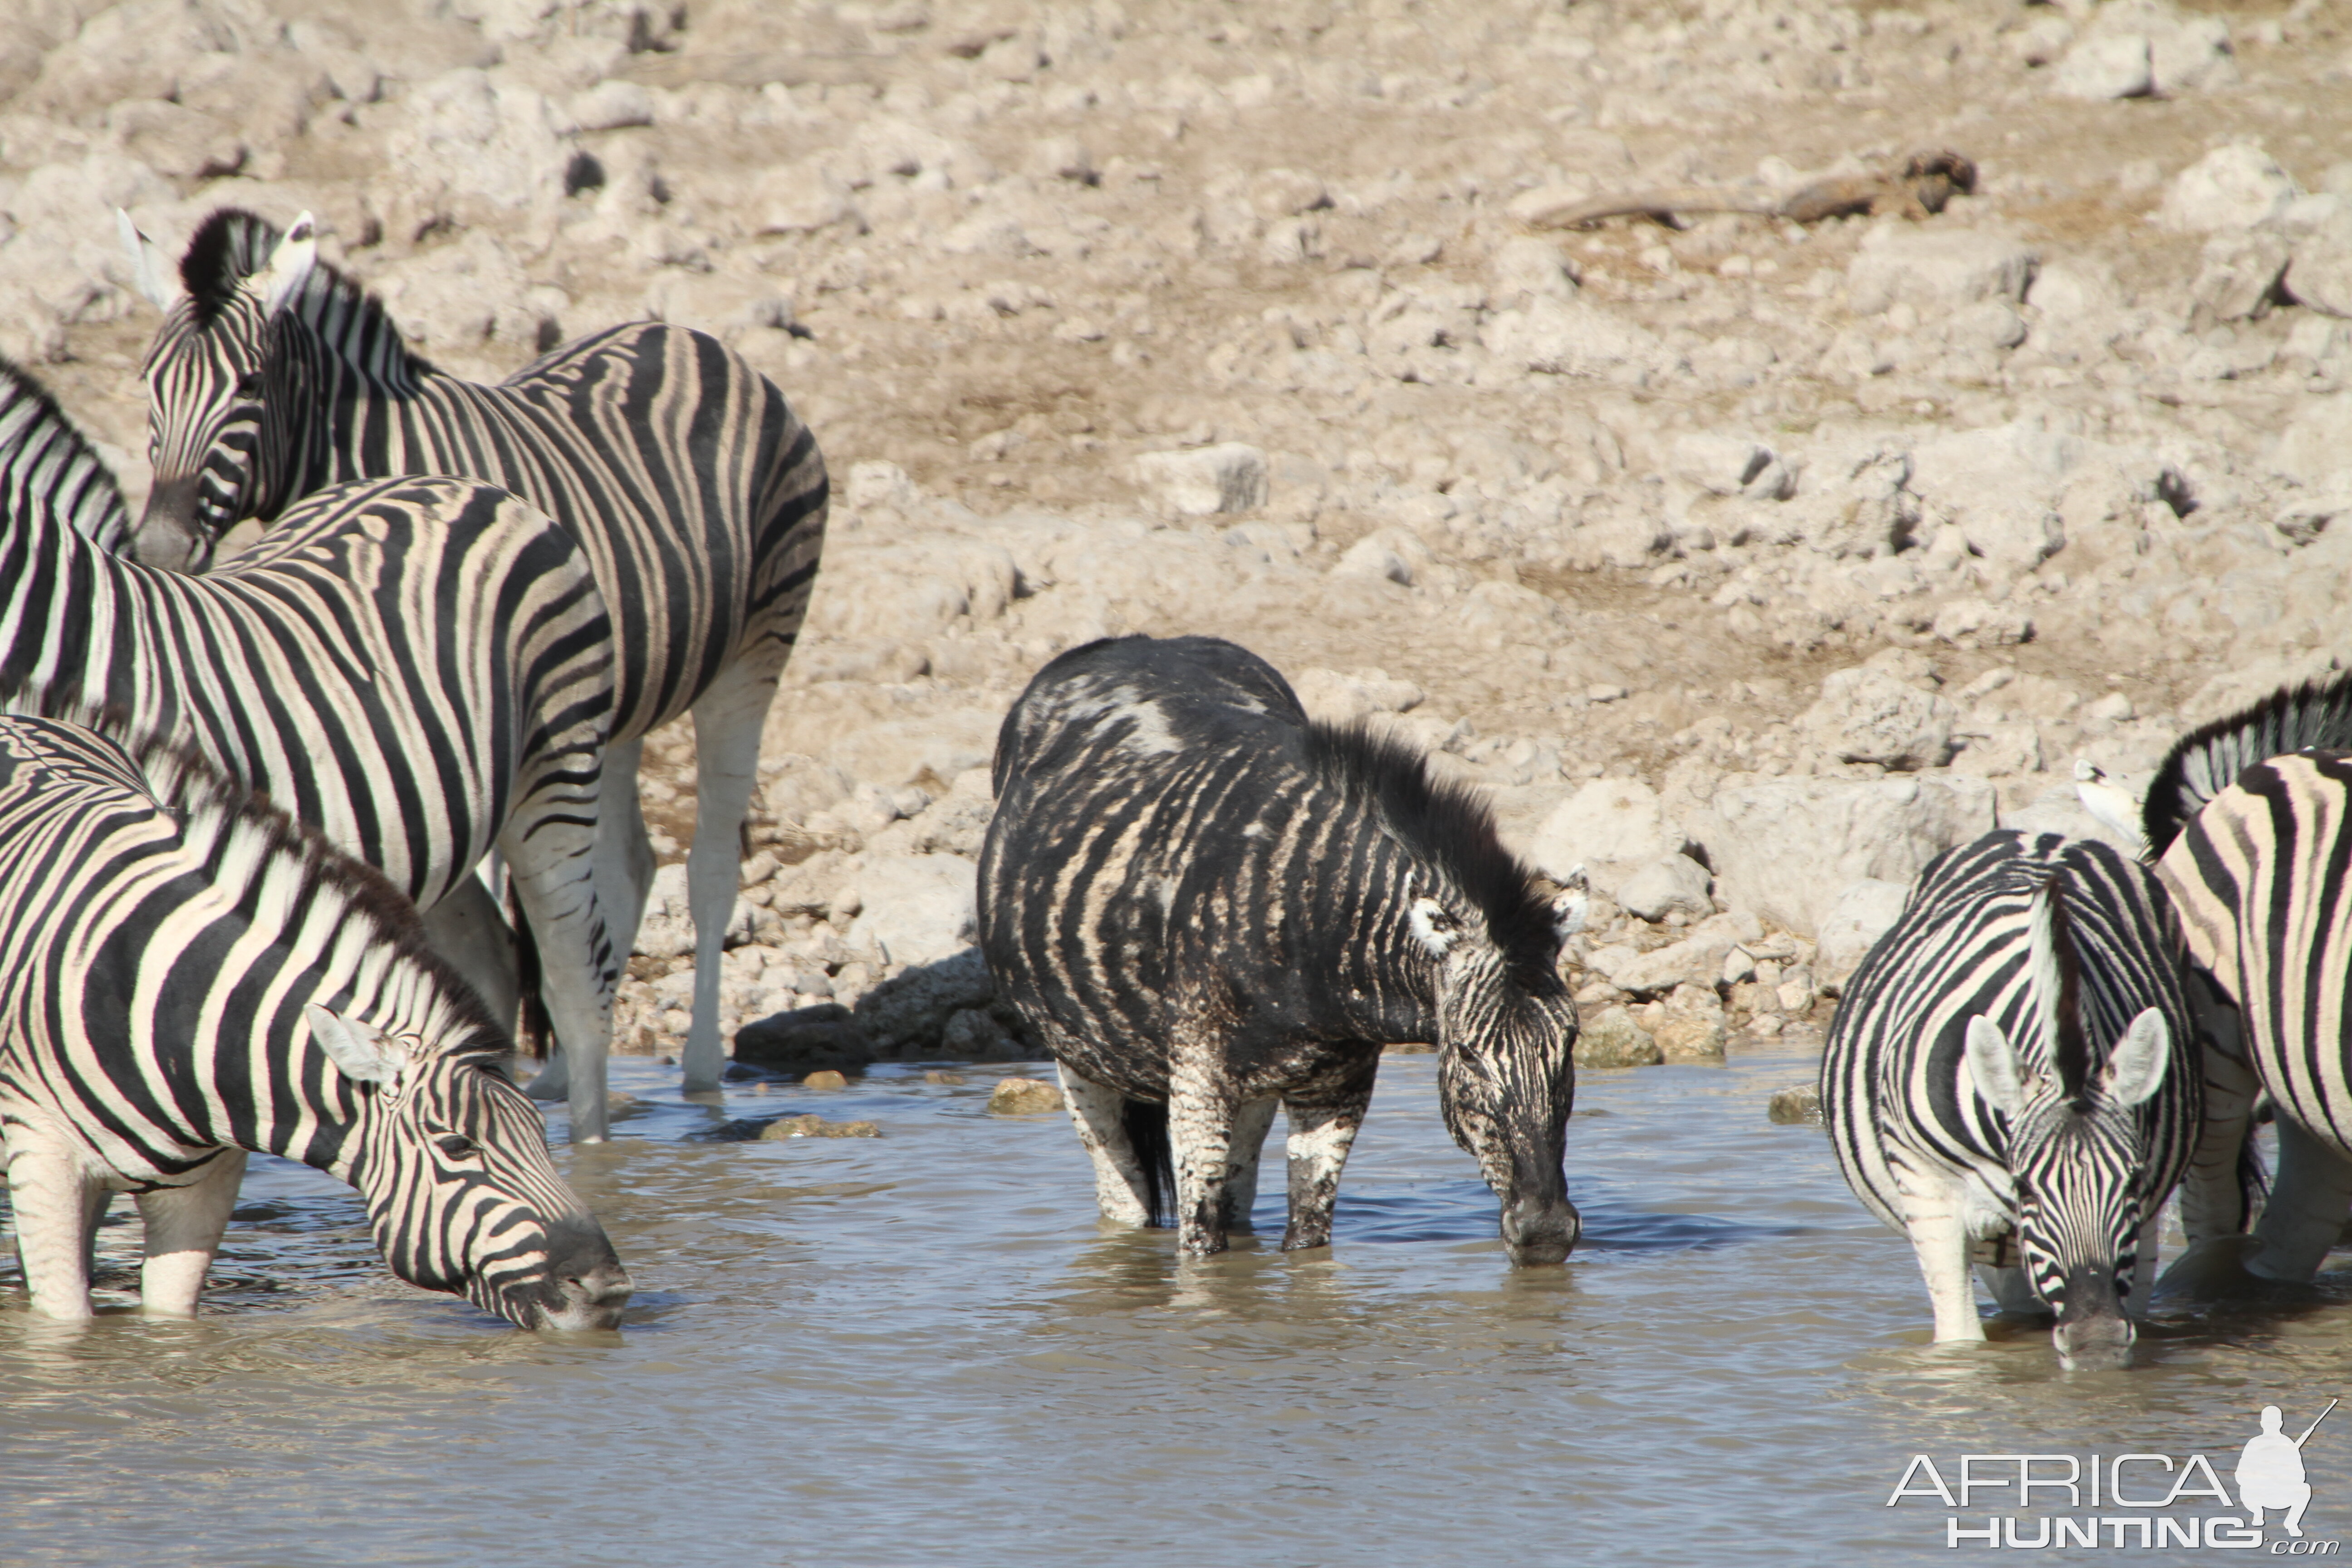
[
  {"x1": 1766, "y1": 1085, "x2": 1823, "y2": 1125},
  {"x1": 1574, "y1": 1006, "x2": 1664, "y2": 1070},
  {"x1": 801, "y1": 1069, "x2": 849, "y2": 1089},
  {"x1": 757, "y1": 1113, "x2": 881, "y2": 1140},
  {"x1": 988, "y1": 1076, "x2": 1066, "y2": 1115}
]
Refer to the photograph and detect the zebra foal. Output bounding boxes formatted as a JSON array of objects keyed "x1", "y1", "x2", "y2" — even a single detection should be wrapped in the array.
[
  {"x1": 0, "y1": 716, "x2": 629, "y2": 1327},
  {"x1": 1820, "y1": 831, "x2": 2197, "y2": 1368},
  {"x1": 980, "y1": 635, "x2": 1585, "y2": 1265},
  {"x1": 121, "y1": 207, "x2": 829, "y2": 1102},
  {"x1": 0, "y1": 355, "x2": 626, "y2": 1140},
  {"x1": 2144, "y1": 680, "x2": 2352, "y2": 1284}
]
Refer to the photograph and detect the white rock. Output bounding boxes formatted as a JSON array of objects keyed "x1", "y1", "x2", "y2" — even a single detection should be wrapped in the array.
[
  {"x1": 1525, "y1": 778, "x2": 1687, "y2": 896},
  {"x1": 1480, "y1": 297, "x2": 1673, "y2": 382},
  {"x1": 1130, "y1": 443, "x2": 1270, "y2": 516},
  {"x1": 1931, "y1": 598, "x2": 2034, "y2": 648},
  {"x1": 387, "y1": 69, "x2": 577, "y2": 218},
  {"x1": 2271, "y1": 395, "x2": 2352, "y2": 489},
  {"x1": 1695, "y1": 776, "x2": 1998, "y2": 937},
  {"x1": 1332, "y1": 535, "x2": 1414, "y2": 586},
  {"x1": 845, "y1": 460, "x2": 920, "y2": 512},
  {"x1": 2050, "y1": 33, "x2": 2153, "y2": 100},
  {"x1": 571, "y1": 79, "x2": 655, "y2": 132},
  {"x1": 1671, "y1": 433, "x2": 1792, "y2": 499},
  {"x1": 2285, "y1": 208, "x2": 2352, "y2": 319},
  {"x1": 1846, "y1": 228, "x2": 2036, "y2": 316},
  {"x1": 2161, "y1": 143, "x2": 2298, "y2": 233},
  {"x1": 1490, "y1": 235, "x2": 1578, "y2": 303},
  {"x1": 1589, "y1": 911, "x2": 1763, "y2": 996},
  {"x1": 1291, "y1": 667, "x2": 1424, "y2": 723},
  {"x1": 2192, "y1": 230, "x2": 2292, "y2": 321},
  {"x1": 1814, "y1": 879, "x2": 1911, "y2": 989},
  {"x1": 843, "y1": 853, "x2": 980, "y2": 968},
  {"x1": 1616, "y1": 854, "x2": 1714, "y2": 922},
  {"x1": 2146, "y1": 11, "x2": 2237, "y2": 94},
  {"x1": 1800, "y1": 666, "x2": 1960, "y2": 770}
]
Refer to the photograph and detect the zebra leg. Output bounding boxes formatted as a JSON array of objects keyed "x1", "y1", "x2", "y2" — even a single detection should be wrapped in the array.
[
  {"x1": 1169, "y1": 1066, "x2": 1241, "y2": 1258},
  {"x1": 1895, "y1": 1172, "x2": 1985, "y2": 1342},
  {"x1": 593, "y1": 736, "x2": 656, "y2": 975},
  {"x1": 419, "y1": 872, "x2": 522, "y2": 1039},
  {"x1": 1056, "y1": 1062, "x2": 1153, "y2": 1226},
  {"x1": 1976, "y1": 1263, "x2": 2043, "y2": 1317},
  {"x1": 681, "y1": 662, "x2": 781, "y2": 1094},
  {"x1": 134, "y1": 1147, "x2": 247, "y2": 1316},
  {"x1": 501, "y1": 816, "x2": 618, "y2": 1143},
  {"x1": 2127, "y1": 1210, "x2": 2163, "y2": 1318},
  {"x1": 4, "y1": 1117, "x2": 109, "y2": 1319},
  {"x1": 2249, "y1": 1117, "x2": 2352, "y2": 1283},
  {"x1": 1223, "y1": 1097, "x2": 1279, "y2": 1234},
  {"x1": 1282, "y1": 1062, "x2": 1378, "y2": 1252},
  {"x1": 2176, "y1": 1030, "x2": 2261, "y2": 1245}
]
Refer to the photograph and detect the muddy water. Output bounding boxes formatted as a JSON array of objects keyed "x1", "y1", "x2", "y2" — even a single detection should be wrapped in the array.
[{"x1": 3, "y1": 1041, "x2": 2346, "y2": 1567}]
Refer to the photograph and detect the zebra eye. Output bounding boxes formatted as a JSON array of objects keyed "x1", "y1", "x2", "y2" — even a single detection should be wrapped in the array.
[
  {"x1": 434, "y1": 1133, "x2": 480, "y2": 1160},
  {"x1": 234, "y1": 371, "x2": 264, "y2": 398}
]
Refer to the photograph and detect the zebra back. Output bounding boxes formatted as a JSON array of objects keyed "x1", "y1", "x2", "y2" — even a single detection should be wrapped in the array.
[
  {"x1": 0, "y1": 355, "x2": 132, "y2": 551},
  {"x1": 2144, "y1": 671, "x2": 2352, "y2": 854},
  {"x1": 1823, "y1": 831, "x2": 2199, "y2": 1235}
]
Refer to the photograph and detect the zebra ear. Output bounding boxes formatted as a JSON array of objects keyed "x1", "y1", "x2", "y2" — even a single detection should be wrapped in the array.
[
  {"x1": 1541, "y1": 866, "x2": 1590, "y2": 941},
  {"x1": 2072, "y1": 760, "x2": 2149, "y2": 858},
  {"x1": 2104, "y1": 1007, "x2": 2172, "y2": 1107},
  {"x1": 305, "y1": 1003, "x2": 403, "y2": 1084},
  {"x1": 257, "y1": 211, "x2": 319, "y2": 317},
  {"x1": 1408, "y1": 896, "x2": 1462, "y2": 958},
  {"x1": 1965, "y1": 1015, "x2": 2026, "y2": 1120},
  {"x1": 116, "y1": 209, "x2": 176, "y2": 310}
]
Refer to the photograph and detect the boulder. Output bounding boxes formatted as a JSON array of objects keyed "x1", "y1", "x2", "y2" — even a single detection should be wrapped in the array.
[
  {"x1": 1813, "y1": 879, "x2": 1911, "y2": 989},
  {"x1": 2161, "y1": 143, "x2": 2298, "y2": 233},
  {"x1": 1695, "y1": 775, "x2": 1998, "y2": 937},
  {"x1": 1799, "y1": 666, "x2": 1960, "y2": 770},
  {"x1": 1129, "y1": 443, "x2": 1270, "y2": 516},
  {"x1": 1846, "y1": 229, "x2": 2035, "y2": 316},
  {"x1": 1670, "y1": 433, "x2": 1793, "y2": 500},
  {"x1": 842, "y1": 854, "x2": 978, "y2": 967},
  {"x1": 988, "y1": 1076, "x2": 1065, "y2": 1114},
  {"x1": 2191, "y1": 229, "x2": 2291, "y2": 322},
  {"x1": 1480, "y1": 297, "x2": 1673, "y2": 382},
  {"x1": 2271, "y1": 395, "x2": 2352, "y2": 490},
  {"x1": 1767, "y1": 1084, "x2": 1823, "y2": 1125},
  {"x1": 852, "y1": 946, "x2": 996, "y2": 1054},
  {"x1": 1615, "y1": 854, "x2": 1714, "y2": 922},
  {"x1": 1290, "y1": 667, "x2": 1425, "y2": 724},
  {"x1": 1524, "y1": 777, "x2": 1687, "y2": 895},
  {"x1": 731, "y1": 1004, "x2": 876, "y2": 1073},
  {"x1": 1574, "y1": 1006, "x2": 1662, "y2": 1069},
  {"x1": 1585, "y1": 911, "x2": 1763, "y2": 996},
  {"x1": 756, "y1": 1112, "x2": 880, "y2": 1139},
  {"x1": 2286, "y1": 208, "x2": 2352, "y2": 320},
  {"x1": 2050, "y1": 33, "x2": 2152, "y2": 100}
]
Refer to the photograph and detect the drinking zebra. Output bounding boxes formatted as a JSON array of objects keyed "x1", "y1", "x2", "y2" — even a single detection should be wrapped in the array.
[
  {"x1": 0, "y1": 715, "x2": 629, "y2": 1326},
  {"x1": 1819, "y1": 831, "x2": 2197, "y2": 1368},
  {"x1": 979, "y1": 635, "x2": 1585, "y2": 1264},
  {"x1": 0, "y1": 354, "x2": 625, "y2": 1140},
  {"x1": 120, "y1": 207, "x2": 829, "y2": 1102},
  {"x1": 2146, "y1": 676, "x2": 2352, "y2": 1283}
]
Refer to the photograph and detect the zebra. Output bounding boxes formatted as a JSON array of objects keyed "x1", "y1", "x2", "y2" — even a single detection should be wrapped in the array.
[
  {"x1": 2147, "y1": 692, "x2": 2352, "y2": 1283},
  {"x1": 119, "y1": 206, "x2": 830, "y2": 1102},
  {"x1": 979, "y1": 634, "x2": 1586, "y2": 1265},
  {"x1": 0, "y1": 353, "x2": 627, "y2": 1141},
  {"x1": 0, "y1": 714, "x2": 630, "y2": 1326},
  {"x1": 1819, "y1": 830, "x2": 2198, "y2": 1368}
]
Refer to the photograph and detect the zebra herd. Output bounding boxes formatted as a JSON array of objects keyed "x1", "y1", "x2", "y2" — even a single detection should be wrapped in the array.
[{"x1": 4, "y1": 205, "x2": 2352, "y2": 1367}]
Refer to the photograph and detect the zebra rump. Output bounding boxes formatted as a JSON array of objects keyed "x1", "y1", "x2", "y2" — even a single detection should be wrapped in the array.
[
  {"x1": 1822, "y1": 830, "x2": 2197, "y2": 1368},
  {"x1": 0, "y1": 714, "x2": 628, "y2": 1328},
  {"x1": 981, "y1": 634, "x2": 1583, "y2": 1265}
]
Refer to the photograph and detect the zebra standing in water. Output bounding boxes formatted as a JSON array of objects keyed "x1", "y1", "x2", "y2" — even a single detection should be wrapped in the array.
[
  {"x1": 2142, "y1": 673, "x2": 2352, "y2": 1283},
  {"x1": 120, "y1": 207, "x2": 829, "y2": 1102},
  {"x1": 1820, "y1": 831, "x2": 2197, "y2": 1368},
  {"x1": 980, "y1": 635, "x2": 1585, "y2": 1264},
  {"x1": 0, "y1": 715, "x2": 629, "y2": 1326},
  {"x1": 0, "y1": 354, "x2": 626, "y2": 1140}
]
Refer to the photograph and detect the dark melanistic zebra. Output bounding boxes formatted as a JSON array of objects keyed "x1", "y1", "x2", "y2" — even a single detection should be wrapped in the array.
[
  {"x1": 1819, "y1": 830, "x2": 2197, "y2": 1368},
  {"x1": 978, "y1": 635, "x2": 1585, "y2": 1264},
  {"x1": 0, "y1": 354, "x2": 625, "y2": 1141},
  {"x1": 0, "y1": 715, "x2": 628, "y2": 1326},
  {"x1": 121, "y1": 208, "x2": 828, "y2": 1102}
]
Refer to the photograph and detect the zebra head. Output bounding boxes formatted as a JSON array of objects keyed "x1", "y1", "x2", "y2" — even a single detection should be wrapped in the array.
[
  {"x1": 308, "y1": 1004, "x2": 632, "y2": 1331},
  {"x1": 1417, "y1": 871, "x2": 1588, "y2": 1266},
  {"x1": 1962, "y1": 884, "x2": 2174, "y2": 1372},
  {"x1": 124, "y1": 208, "x2": 318, "y2": 571}
]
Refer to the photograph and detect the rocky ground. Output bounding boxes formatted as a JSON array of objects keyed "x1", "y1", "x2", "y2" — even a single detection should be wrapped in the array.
[{"x1": 7, "y1": 0, "x2": 2352, "y2": 1078}]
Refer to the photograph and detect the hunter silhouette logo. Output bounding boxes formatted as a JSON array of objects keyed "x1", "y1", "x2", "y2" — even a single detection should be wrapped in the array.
[{"x1": 1886, "y1": 1400, "x2": 2339, "y2": 1551}]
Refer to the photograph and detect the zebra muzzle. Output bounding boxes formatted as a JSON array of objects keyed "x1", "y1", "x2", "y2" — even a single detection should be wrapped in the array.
[{"x1": 532, "y1": 1213, "x2": 633, "y2": 1330}]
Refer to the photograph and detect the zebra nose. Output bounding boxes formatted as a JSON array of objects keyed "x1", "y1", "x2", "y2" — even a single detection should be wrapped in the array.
[
  {"x1": 134, "y1": 479, "x2": 203, "y2": 571},
  {"x1": 539, "y1": 1215, "x2": 632, "y2": 1330},
  {"x1": 1501, "y1": 1194, "x2": 1580, "y2": 1266}
]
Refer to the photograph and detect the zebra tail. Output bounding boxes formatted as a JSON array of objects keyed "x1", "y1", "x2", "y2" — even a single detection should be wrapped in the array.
[
  {"x1": 1122, "y1": 1097, "x2": 1175, "y2": 1229},
  {"x1": 505, "y1": 878, "x2": 553, "y2": 1059}
]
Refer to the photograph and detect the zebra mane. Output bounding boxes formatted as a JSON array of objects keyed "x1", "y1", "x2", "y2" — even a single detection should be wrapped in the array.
[
  {"x1": 2027, "y1": 872, "x2": 2095, "y2": 1106},
  {"x1": 0, "y1": 353, "x2": 134, "y2": 552},
  {"x1": 2144, "y1": 669, "x2": 2352, "y2": 855},
  {"x1": 178, "y1": 206, "x2": 437, "y2": 376},
  {"x1": 1305, "y1": 720, "x2": 1563, "y2": 988},
  {"x1": 34, "y1": 704, "x2": 505, "y2": 1058}
]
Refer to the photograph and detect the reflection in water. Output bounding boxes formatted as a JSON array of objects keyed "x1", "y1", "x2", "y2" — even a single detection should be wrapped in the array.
[{"x1": 3, "y1": 1047, "x2": 2348, "y2": 1566}]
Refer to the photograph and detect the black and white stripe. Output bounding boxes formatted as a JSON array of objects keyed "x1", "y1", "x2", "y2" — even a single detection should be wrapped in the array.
[
  {"x1": 0, "y1": 715, "x2": 629, "y2": 1326},
  {"x1": 124, "y1": 208, "x2": 829, "y2": 1102},
  {"x1": 0, "y1": 355, "x2": 626, "y2": 1140},
  {"x1": 979, "y1": 634, "x2": 1585, "y2": 1264},
  {"x1": 1820, "y1": 830, "x2": 2198, "y2": 1367}
]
